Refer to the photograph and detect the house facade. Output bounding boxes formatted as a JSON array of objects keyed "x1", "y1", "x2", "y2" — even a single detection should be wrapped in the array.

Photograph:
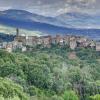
[
  {"x1": 26, "y1": 36, "x2": 37, "y2": 46},
  {"x1": 69, "y1": 36, "x2": 77, "y2": 50},
  {"x1": 96, "y1": 42, "x2": 100, "y2": 51}
]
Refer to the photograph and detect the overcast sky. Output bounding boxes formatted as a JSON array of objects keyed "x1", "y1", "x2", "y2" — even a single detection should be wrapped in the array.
[{"x1": 0, "y1": 0, "x2": 99, "y2": 16}]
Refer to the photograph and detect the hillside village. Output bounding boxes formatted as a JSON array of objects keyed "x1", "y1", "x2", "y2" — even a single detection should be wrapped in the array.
[{"x1": 0, "y1": 28, "x2": 100, "y2": 53}]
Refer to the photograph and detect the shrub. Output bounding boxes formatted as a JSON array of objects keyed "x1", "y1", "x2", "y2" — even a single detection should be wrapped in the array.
[
  {"x1": 0, "y1": 77, "x2": 29, "y2": 100},
  {"x1": 89, "y1": 94, "x2": 100, "y2": 100},
  {"x1": 62, "y1": 90, "x2": 79, "y2": 100}
]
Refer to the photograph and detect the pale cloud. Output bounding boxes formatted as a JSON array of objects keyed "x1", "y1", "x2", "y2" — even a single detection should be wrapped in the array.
[
  {"x1": 0, "y1": 6, "x2": 12, "y2": 11},
  {"x1": 0, "y1": 0, "x2": 99, "y2": 16}
]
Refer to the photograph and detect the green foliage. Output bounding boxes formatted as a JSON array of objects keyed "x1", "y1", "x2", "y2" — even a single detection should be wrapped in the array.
[
  {"x1": 0, "y1": 77, "x2": 29, "y2": 100},
  {"x1": 89, "y1": 94, "x2": 100, "y2": 100},
  {"x1": 62, "y1": 91, "x2": 79, "y2": 100},
  {"x1": 0, "y1": 96, "x2": 20, "y2": 100},
  {"x1": 51, "y1": 95, "x2": 63, "y2": 100},
  {"x1": 0, "y1": 45, "x2": 100, "y2": 100}
]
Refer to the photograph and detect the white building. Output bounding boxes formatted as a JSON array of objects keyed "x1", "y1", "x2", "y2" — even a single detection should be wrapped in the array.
[
  {"x1": 26, "y1": 36, "x2": 37, "y2": 46},
  {"x1": 2, "y1": 42, "x2": 8, "y2": 48},
  {"x1": 70, "y1": 40, "x2": 77, "y2": 50},
  {"x1": 22, "y1": 46, "x2": 27, "y2": 52},
  {"x1": 5, "y1": 43, "x2": 13, "y2": 53},
  {"x1": 6, "y1": 47, "x2": 12, "y2": 53},
  {"x1": 96, "y1": 42, "x2": 100, "y2": 51}
]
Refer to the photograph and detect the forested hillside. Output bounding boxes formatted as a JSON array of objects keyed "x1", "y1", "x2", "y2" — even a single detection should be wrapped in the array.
[{"x1": 0, "y1": 45, "x2": 100, "y2": 100}]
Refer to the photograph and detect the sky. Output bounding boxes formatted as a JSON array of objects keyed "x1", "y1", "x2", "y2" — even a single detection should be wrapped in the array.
[{"x1": 0, "y1": 0, "x2": 99, "y2": 16}]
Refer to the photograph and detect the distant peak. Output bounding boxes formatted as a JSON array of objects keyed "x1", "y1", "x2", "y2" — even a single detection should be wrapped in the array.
[{"x1": 2, "y1": 9, "x2": 33, "y2": 14}]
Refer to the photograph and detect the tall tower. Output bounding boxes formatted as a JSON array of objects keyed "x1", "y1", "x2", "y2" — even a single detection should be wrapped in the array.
[{"x1": 16, "y1": 28, "x2": 19, "y2": 37}]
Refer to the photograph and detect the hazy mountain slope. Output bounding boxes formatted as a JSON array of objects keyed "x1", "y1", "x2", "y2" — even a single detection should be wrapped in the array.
[
  {"x1": 0, "y1": 9, "x2": 69, "y2": 27},
  {"x1": 0, "y1": 25, "x2": 43, "y2": 36},
  {"x1": 56, "y1": 12, "x2": 100, "y2": 29},
  {"x1": 0, "y1": 9, "x2": 100, "y2": 40}
]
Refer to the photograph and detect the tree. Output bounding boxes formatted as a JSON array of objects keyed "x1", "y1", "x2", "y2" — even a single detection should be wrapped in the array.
[
  {"x1": 0, "y1": 77, "x2": 29, "y2": 100},
  {"x1": 89, "y1": 94, "x2": 100, "y2": 100},
  {"x1": 62, "y1": 91, "x2": 79, "y2": 100}
]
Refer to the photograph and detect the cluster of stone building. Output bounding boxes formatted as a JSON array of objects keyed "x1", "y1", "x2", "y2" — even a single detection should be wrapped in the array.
[{"x1": 0, "y1": 29, "x2": 100, "y2": 53}]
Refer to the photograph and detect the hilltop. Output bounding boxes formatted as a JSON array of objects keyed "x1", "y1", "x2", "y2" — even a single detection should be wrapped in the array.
[{"x1": 0, "y1": 44, "x2": 100, "y2": 100}]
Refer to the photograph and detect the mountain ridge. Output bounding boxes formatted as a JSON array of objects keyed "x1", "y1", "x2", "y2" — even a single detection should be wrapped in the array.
[
  {"x1": 56, "y1": 12, "x2": 100, "y2": 29},
  {"x1": 0, "y1": 9, "x2": 69, "y2": 28},
  {"x1": 0, "y1": 9, "x2": 100, "y2": 40}
]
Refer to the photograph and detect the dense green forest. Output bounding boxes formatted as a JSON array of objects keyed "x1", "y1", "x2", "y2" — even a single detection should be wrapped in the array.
[{"x1": 0, "y1": 45, "x2": 100, "y2": 100}]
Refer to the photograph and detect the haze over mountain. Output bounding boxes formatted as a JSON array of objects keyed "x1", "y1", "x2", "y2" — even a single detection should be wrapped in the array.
[
  {"x1": 0, "y1": 9, "x2": 69, "y2": 28},
  {"x1": 0, "y1": 0, "x2": 100, "y2": 28},
  {"x1": 56, "y1": 12, "x2": 100, "y2": 29},
  {"x1": 0, "y1": 9, "x2": 100, "y2": 29},
  {"x1": 0, "y1": 9, "x2": 100, "y2": 40}
]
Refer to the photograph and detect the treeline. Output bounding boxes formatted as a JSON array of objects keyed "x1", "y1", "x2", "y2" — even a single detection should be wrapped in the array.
[
  {"x1": 0, "y1": 33, "x2": 15, "y2": 42},
  {"x1": 0, "y1": 45, "x2": 100, "y2": 100}
]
